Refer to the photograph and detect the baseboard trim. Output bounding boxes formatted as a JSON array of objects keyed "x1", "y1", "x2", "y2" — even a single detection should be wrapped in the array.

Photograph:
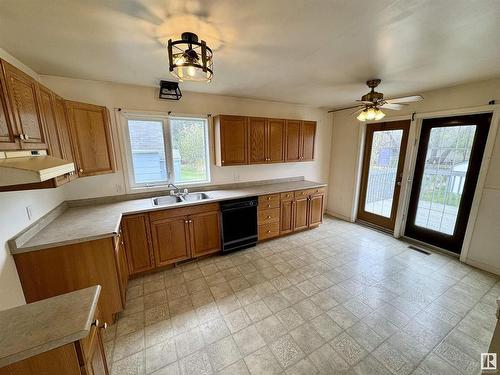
[
  {"x1": 325, "y1": 210, "x2": 353, "y2": 222},
  {"x1": 463, "y1": 258, "x2": 500, "y2": 276}
]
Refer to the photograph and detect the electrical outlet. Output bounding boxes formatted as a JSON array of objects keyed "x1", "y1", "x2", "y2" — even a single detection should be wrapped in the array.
[
  {"x1": 233, "y1": 173, "x2": 240, "y2": 182},
  {"x1": 25, "y1": 205, "x2": 33, "y2": 221}
]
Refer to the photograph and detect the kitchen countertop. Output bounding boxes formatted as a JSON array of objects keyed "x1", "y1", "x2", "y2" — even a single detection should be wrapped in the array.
[
  {"x1": 10, "y1": 180, "x2": 326, "y2": 254},
  {"x1": 0, "y1": 286, "x2": 101, "y2": 368}
]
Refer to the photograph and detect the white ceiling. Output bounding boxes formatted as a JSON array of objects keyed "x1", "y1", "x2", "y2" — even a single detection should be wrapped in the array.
[{"x1": 1, "y1": 0, "x2": 500, "y2": 108}]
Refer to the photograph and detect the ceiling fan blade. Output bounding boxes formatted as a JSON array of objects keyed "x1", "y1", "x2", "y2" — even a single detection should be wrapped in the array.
[
  {"x1": 355, "y1": 100, "x2": 375, "y2": 105},
  {"x1": 385, "y1": 95, "x2": 423, "y2": 104},
  {"x1": 380, "y1": 103, "x2": 404, "y2": 110},
  {"x1": 328, "y1": 105, "x2": 363, "y2": 113},
  {"x1": 349, "y1": 107, "x2": 365, "y2": 116}
]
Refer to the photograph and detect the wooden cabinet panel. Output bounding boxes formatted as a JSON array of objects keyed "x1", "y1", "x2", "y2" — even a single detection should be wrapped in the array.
[
  {"x1": 2, "y1": 61, "x2": 47, "y2": 149},
  {"x1": 88, "y1": 329, "x2": 108, "y2": 375},
  {"x1": 302, "y1": 121, "x2": 316, "y2": 161},
  {"x1": 54, "y1": 95, "x2": 77, "y2": 181},
  {"x1": 115, "y1": 233, "x2": 129, "y2": 305},
  {"x1": 285, "y1": 120, "x2": 302, "y2": 162},
  {"x1": 14, "y1": 238, "x2": 123, "y2": 324},
  {"x1": 280, "y1": 199, "x2": 294, "y2": 235},
  {"x1": 267, "y1": 119, "x2": 285, "y2": 163},
  {"x1": 280, "y1": 191, "x2": 293, "y2": 201},
  {"x1": 66, "y1": 100, "x2": 115, "y2": 176},
  {"x1": 309, "y1": 194, "x2": 324, "y2": 227},
  {"x1": 189, "y1": 211, "x2": 221, "y2": 257},
  {"x1": 258, "y1": 208, "x2": 280, "y2": 225},
  {"x1": 294, "y1": 196, "x2": 309, "y2": 231},
  {"x1": 0, "y1": 61, "x2": 17, "y2": 150},
  {"x1": 151, "y1": 216, "x2": 191, "y2": 266},
  {"x1": 217, "y1": 115, "x2": 247, "y2": 166},
  {"x1": 258, "y1": 222, "x2": 280, "y2": 240},
  {"x1": 248, "y1": 117, "x2": 266, "y2": 164},
  {"x1": 122, "y1": 214, "x2": 155, "y2": 275}
]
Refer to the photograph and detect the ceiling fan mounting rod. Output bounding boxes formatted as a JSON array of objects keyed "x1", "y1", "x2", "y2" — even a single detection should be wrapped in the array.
[{"x1": 366, "y1": 79, "x2": 381, "y2": 90}]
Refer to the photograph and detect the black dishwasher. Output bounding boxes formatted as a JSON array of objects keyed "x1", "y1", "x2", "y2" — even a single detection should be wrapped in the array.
[{"x1": 220, "y1": 196, "x2": 258, "y2": 253}]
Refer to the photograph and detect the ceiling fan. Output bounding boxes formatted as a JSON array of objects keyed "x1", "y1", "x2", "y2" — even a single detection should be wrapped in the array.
[{"x1": 328, "y1": 79, "x2": 423, "y2": 121}]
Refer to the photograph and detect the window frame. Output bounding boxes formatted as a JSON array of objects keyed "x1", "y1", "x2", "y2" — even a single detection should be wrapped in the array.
[{"x1": 120, "y1": 111, "x2": 211, "y2": 192}]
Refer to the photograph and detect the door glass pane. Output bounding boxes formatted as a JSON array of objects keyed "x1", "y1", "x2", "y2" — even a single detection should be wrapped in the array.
[
  {"x1": 364, "y1": 129, "x2": 403, "y2": 218},
  {"x1": 127, "y1": 120, "x2": 168, "y2": 185},
  {"x1": 414, "y1": 125, "x2": 476, "y2": 235}
]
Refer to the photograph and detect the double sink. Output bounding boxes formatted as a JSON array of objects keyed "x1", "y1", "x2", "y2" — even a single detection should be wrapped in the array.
[{"x1": 152, "y1": 192, "x2": 211, "y2": 207}]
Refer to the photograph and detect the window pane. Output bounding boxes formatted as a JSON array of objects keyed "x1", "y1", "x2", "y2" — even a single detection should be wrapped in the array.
[
  {"x1": 170, "y1": 118, "x2": 209, "y2": 183},
  {"x1": 414, "y1": 125, "x2": 476, "y2": 235},
  {"x1": 127, "y1": 120, "x2": 167, "y2": 185},
  {"x1": 364, "y1": 129, "x2": 403, "y2": 218}
]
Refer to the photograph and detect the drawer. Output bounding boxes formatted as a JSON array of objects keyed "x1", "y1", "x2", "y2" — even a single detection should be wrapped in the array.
[
  {"x1": 280, "y1": 191, "x2": 294, "y2": 200},
  {"x1": 294, "y1": 187, "x2": 326, "y2": 198},
  {"x1": 259, "y1": 193, "x2": 280, "y2": 204},
  {"x1": 258, "y1": 199, "x2": 280, "y2": 210},
  {"x1": 258, "y1": 222, "x2": 280, "y2": 240},
  {"x1": 258, "y1": 208, "x2": 280, "y2": 225}
]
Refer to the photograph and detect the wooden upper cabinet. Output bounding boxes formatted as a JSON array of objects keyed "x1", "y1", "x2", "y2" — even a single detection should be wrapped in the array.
[
  {"x1": 285, "y1": 120, "x2": 302, "y2": 162},
  {"x1": 267, "y1": 119, "x2": 285, "y2": 163},
  {"x1": 248, "y1": 117, "x2": 267, "y2": 164},
  {"x1": 39, "y1": 86, "x2": 63, "y2": 158},
  {"x1": 2, "y1": 61, "x2": 47, "y2": 149},
  {"x1": 150, "y1": 216, "x2": 191, "y2": 267},
  {"x1": 54, "y1": 94, "x2": 77, "y2": 181},
  {"x1": 214, "y1": 115, "x2": 248, "y2": 166},
  {"x1": 302, "y1": 121, "x2": 316, "y2": 161},
  {"x1": 122, "y1": 214, "x2": 155, "y2": 275},
  {"x1": 0, "y1": 61, "x2": 17, "y2": 150},
  {"x1": 65, "y1": 100, "x2": 115, "y2": 177},
  {"x1": 189, "y1": 210, "x2": 221, "y2": 257}
]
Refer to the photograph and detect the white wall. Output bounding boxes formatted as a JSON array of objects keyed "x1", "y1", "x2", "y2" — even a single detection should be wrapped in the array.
[
  {"x1": 0, "y1": 49, "x2": 67, "y2": 310},
  {"x1": 40, "y1": 76, "x2": 332, "y2": 200},
  {"x1": 327, "y1": 78, "x2": 500, "y2": 273}
]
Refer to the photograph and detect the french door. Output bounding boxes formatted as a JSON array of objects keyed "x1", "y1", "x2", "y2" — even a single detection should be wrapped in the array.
[
  {"x1": 405, "y1": 114, "x2": 491, "y2": 253},
  {"x1": 357, "y1": 120, "x2": 410, "y2": 230}
]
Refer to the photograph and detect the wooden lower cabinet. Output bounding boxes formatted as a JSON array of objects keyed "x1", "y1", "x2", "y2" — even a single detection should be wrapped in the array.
[
  {"x1": 151, "y1": 216, "x2": 191, "y2": 267},
  {"x1": 121, "y1": 214, "x2": 155, "y2": 275},
  {"x1": 309, "y1": 194, "x2": 324, "y2": 227},
  {"x1": 294, "y1": 196, "x2": 309, "y2": 231},
  {"x1": 14, "y1": 238, "x2": 124, "y2": 324},
  {"x1": 189, "y1": 211, "x2": 221, "y2": 257},
  {"x1": 280, "y1": 198, "x2": 294, "y2": 235},
  {"x1": 114, "y1": 232, "x2": 129, "y2": 306}
]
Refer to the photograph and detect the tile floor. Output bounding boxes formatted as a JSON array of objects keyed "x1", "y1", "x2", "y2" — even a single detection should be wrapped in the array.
[{"x1": 103, "y1": 217, "x2": 500, "y2": 375}]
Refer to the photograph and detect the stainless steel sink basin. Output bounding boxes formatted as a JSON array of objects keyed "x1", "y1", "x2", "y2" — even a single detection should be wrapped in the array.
[
  {"x1": 181, "y1": 192, "x2": 210, "y2": 202},
  {"x1": 152, "y1": 195, "x2": 183, "y2": 206}
]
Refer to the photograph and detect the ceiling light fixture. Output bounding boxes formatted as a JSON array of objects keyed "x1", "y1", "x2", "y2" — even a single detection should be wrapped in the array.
[
  {"x1": 167, "y1": 32, "x2": 213, "y2": 83},
  {"x1": 356, "y1": 107, "x2": 385, "y2": 122}
]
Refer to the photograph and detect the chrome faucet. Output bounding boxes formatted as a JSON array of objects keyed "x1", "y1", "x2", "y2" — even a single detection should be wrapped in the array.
[{"x1": 168, "y1": 183, "x2": 188, "y2": 197}]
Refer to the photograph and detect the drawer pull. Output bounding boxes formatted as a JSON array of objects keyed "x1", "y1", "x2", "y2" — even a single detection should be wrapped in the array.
[
  {"x1": 267, "y1": 216, "x2": 271, "y2": 219},
  {"x1": 99, "y1": 322, "x2": 108, "y2": 330},
  {"x1": 91, "y1": 319, "x2": 99, "y2": 327},
  {"x1": 267, "y1": 197, "x2": 271, "y2": 200},
  {"x1": 267, "y1": 230, "x2": 271, "y2": 233},
  {"x1": 267, "y1": 204, "x2": 271, "y2": 208}
]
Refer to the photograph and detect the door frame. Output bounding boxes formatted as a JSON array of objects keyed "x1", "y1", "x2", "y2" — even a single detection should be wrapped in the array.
[
  {"x1": 356, "y1": 120, "x2": 411, "y2": 231},
  {"x1": 397, "y1": 105, "x2": 499, "y2": 261}
]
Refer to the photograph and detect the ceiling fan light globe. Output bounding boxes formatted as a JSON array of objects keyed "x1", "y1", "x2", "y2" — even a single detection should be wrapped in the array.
[
  {"x1": 375, "y1": 109, "x2": 385, "y2": 120},
  {"x1": 365, "y1": 108, "x2": 376, "y2": 120},
  {"x1": 357, "y1": 110, "x2": 368, "y2": 121}
]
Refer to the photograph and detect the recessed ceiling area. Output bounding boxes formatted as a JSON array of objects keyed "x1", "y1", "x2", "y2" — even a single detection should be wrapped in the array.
[{"x1": 1, "y1": 0, "x2": 500, "y2": 107}]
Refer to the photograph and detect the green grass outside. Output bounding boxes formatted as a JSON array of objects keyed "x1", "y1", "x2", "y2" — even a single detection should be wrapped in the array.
[{"x1": 180, "y1": 165, "x2": 206, "y2": 181}]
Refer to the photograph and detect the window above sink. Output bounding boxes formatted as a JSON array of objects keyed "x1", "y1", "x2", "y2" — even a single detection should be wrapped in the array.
[{"x1": 120, "y1": 112, "x2": 211, "y2": 192}]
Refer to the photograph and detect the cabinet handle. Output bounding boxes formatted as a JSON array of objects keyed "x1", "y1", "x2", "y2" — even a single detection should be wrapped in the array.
[
  {"x1": 99, "y1": 322, "x2": 108, "y2": 330},
  {"x1": 267, "y1": 216, "x2": 271, "y2": 219},
  {"x1": 91, "y1": 319, "x2": 99, "y2": 327},
  {"x1": 267, "y1": 230, "x2": 271, "y2": 233},
  {"x1": 185, "y1": 220, "x2": 189, "y2": 224},
  {"x1": 78, "y1": 168, "x2": 84, "y2": 173},
  {"x1": 267, "y1": 197, "x2": 271, "y2": 200},
  {"x1": 267, "y1": 204, "x2": 271, "y2": 208},
  {"x1": 189, "y1": 220, "x2": 193, "y2": 223}
]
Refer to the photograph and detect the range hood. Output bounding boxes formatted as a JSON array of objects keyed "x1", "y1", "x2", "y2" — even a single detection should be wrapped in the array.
[{"x1": 0, "y1": 150, "x2": 75, "y2": 186}]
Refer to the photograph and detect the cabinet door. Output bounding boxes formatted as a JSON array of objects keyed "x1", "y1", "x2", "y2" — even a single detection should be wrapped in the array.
[
  {"x1": 309, "y1": 194, "x2": 324, "y2": 227},
  {"x1": 189, "y1": 211, "x2": 221, "y2": 257},
  {"x1": 2, "y1": 61, "x2": 47, "y2": 149},
  {"x1": 280, "y1": 199, "x2": 294, "y2": 235},
  {"x1": 248, "y1": 117, "x2": 267, "y2": 164},
  {"x1": 115, "y1": 233, "x2": 129, "y2": 305},
  {"x1": 66, "y1": 100, "x2": 115, "y2": 176},
  {"x1": 302, "y1": 121, "x2": 316, "y2": 161},
  {"x1": 122, "y1": 214, "x2": 155, "y2": 275},
  {"x1": 268, "y1": 119, "x2": 285, "y2": 163},
  {"x1": 151, "y1": 216, "x2": 191, "y2": 267},
  {"x1": 294, "y1": 196, "x2": 309, "y2": 231},
  {"x1": 220, "y1": 115, "x2": 248, "y2": 165},
  {"x1": 0, "y1": 61, "x2": 18, "y2": 150},
  {"x1": 285, "y1": 120, "x2": 302, "y2": 162},
  {"x1": 54, "y1": 94, "x2": 77, "y2": 181}
]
